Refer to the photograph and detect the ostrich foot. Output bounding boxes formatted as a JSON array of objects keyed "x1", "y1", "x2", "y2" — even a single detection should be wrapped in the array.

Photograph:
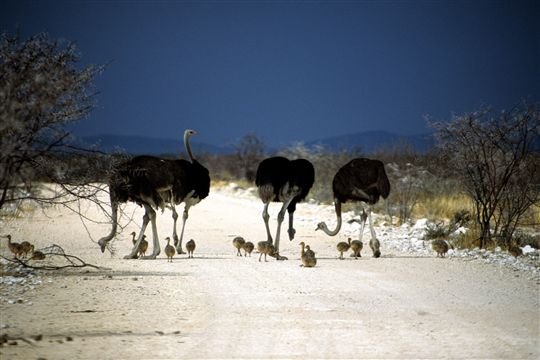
[
  {"x1": 141, "y1": 254, "x2": 158, "y2": 260},
  {"x1": 275, "y1": 253, "x2": 288, "y2": 261},
  {"x1": 176, "y1": 249, "x2": 186, "y2": 255},
  {"x1": 123, "y1": 253, "x2": 138, "y2": 260},
  {"x1": 288, "y1": 228, "x2": 296, "y2": 241}
]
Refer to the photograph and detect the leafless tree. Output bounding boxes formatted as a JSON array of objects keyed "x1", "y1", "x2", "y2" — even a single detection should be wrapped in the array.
[
  {"x1": 385, "y1": 162, "x2": 431, "y2": 224},
  {"x1": 235, "y1": 133, "x2": 265, "y2": 181},
  {"x1": 0, "y1": 31, "x2": 105, "y2": 212},
  {"x1": 431, "y1": 102, "x2": 539, "y2": 248},
  {"x1": 494, "y1": 154, "x2": 540, "y2": 246}
]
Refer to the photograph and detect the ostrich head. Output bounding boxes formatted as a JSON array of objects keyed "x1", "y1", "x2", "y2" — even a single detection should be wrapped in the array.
[
  {"x1": 315, "y1": 222, "x2": 328, "y2": 232},
  {"x1": 98, "y1": 238, "x2": 107, "y2": 253},
  {"x1": 184, "y1": 129, "x2": 197, "y2": 138}
]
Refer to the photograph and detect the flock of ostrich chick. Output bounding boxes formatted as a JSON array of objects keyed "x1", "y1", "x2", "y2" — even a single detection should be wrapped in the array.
[{"x1": 1, "y1": 129, "x2": 452, "y2": 265}]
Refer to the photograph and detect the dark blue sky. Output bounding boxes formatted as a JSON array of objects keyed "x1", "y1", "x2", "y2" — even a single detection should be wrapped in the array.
[{"x1": 1, "y1": 0, "x2": 539, "y2": 147}]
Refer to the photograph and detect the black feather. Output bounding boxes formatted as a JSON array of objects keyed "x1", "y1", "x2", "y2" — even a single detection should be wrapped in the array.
[
  {"x1": 256, "y1": 156, "x2": 315, "y2": 212},
  {"x1": 332, "y1": 158, "x2": 390, "y2": 205}
]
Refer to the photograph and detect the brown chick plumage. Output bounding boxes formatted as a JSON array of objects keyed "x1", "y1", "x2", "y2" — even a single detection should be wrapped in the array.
[
  {"x1": 186, "y1": 239, "x2": 196, "y2": 259},
  {"x1": 164, "y1": 237, "x2": 175, "y2": 262},
  {"x1": 350, "y1": 239, "x2": 363, "y2": 259},
  {"x1": 257, "y1": 241, "x2": 275, "y2": 262},
  {"x1": 233, "y1": 236, "x2": 246, "y2": 256},
  {"x1": 336, "y1": 238, "x2": 351, "y2": 260},
  {"x1": 242, "y1": 241, "x2": 254, "y2": 257}
]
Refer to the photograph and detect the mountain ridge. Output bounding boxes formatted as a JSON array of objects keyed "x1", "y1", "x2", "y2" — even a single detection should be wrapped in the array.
[{"x1": 78, "y1": 131, "x2": 435, "y2": 155}]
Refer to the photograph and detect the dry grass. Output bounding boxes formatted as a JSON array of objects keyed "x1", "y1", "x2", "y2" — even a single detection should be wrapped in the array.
[
  {"x1": 414, "y1": 193, "x2": 473, "y2": 221},
  {"x1": 524, "y1": 204, "x2": 540, "y2": 228},
  {"x1": 452, "y1": 226, "x2": 483, "y2": 249}
]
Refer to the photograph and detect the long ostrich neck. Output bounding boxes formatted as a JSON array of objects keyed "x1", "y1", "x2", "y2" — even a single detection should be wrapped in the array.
[
  {"x1": 324, "y1": 199, "x2": 342, "y2": 236},
  {"x1": 98, "y1": 191, "x2": 119, "y2": 252},
  {"x1": 184, "y1": 132, "x2": 195, "y2": 162},
  {"x1": 300, "y1": 243, "x2": 305, "y2": 256}
]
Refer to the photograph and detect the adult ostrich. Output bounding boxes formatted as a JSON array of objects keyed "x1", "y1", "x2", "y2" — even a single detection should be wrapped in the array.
[
  {"x1": 97, "y1": 129, "x2": 210, "y2": 259},
  {"x1": 255, "y1": 156, "x2": 315, "y2": 260},
  {"x1": 316, "y1": 158, "x2": 390, "y2": 258}
]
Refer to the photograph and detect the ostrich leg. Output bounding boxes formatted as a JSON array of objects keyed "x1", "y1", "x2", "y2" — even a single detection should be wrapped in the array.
[
  {"x1": 171, "y1": 206, "x2": 179, "y2": 247},
  {"x1": 99, "y1": 198, "x2": 119, "y2": 253},
  {"x1": 124, "y1": 209, "x2": 151, "y2": 259},
  {"x1": 274, "y1": 196, "x2": 296, "y2": 260},
  {"x1": 367, "y1": 206, "x2": 381, "y2": 258},
  {"x1": 142, "y1": 205, "x2": 161, "y2": 259},
  {"x1": 175, "y1": 203, "x2": 191, "y2": 255},
  {"x1": 367, "y1": 206, "x2": 376, "y2": 238},
  {"x1": 262, "y1": 203, "x2": 273, "y2": 243}
]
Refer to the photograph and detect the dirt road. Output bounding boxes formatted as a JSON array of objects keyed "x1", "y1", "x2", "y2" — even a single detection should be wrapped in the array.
[{"x1": 1, "y1": 190, "x2": 538, "y2": 359}]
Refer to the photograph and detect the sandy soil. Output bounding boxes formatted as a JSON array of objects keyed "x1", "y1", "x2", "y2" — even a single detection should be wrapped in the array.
[{"x1": 1, "y1": 189, "x2": 539, "y2": 359}]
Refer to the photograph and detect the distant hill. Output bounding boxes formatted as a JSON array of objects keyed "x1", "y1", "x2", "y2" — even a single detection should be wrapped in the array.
[
  {"x1": 79, "y1": 131, "x2": 435, "y2": 155},
  {"x1": 306, "y1": 131, "x2": 435, "y2": 153},
  {"x1": 80, "y1": 134, "x2": 234, "y2": 155}
]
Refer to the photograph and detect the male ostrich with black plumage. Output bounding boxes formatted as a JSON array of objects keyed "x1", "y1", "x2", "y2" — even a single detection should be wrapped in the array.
[
  {"x1": 316, "y1": 158, "x2": 390, "y2": 258},
  {"x1": 97, "y1": 129, "x2": 210, "y2": 259},
  {"x1": 255, "y1": 156, "x2": 315, "y2": 260}
]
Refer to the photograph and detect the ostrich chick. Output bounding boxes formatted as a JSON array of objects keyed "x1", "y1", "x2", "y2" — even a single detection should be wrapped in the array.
[
  {"x1": 164, "y1": 237, "x2": 175, "y2": 262},
  {"x1": 336, "y1": 238, "x2": 351, "y2": 260},
  {"x1": 302, "y1": 245, "x2": 317, "y2": 267},
  {"x1": 350, "y1": 239, "x2": 363, "y2": 259},
  {"x1": 129, "y1": 231, "x2": 137, "y2": 244},
  {"x1": 299, "y1": 242, "x2": 317, "y2": 268},
  {"x1": 508, "y1": 244, "x2": 523, "y2": 257},
  {"x1": 3, "y1": 235, "x2": 22, "y2": 259},
  {"x1": 131, "y1": 232, "x2": 149, "y2": 258},
  {"x1": 20, "y1": 241, "x2": 34, "y2": 258},
  {"x1": 31, "y1": 251, "x2": 46, "y2": 260},
  {"x1": 257, "y1": 241, "x2": 275, "y2": 262},
  {"x1": 233, "y1": 236, "x2": 246, "y2": 256},
  {"x1": 186, "y1": 239, "x2": 196, "y2": 259},
  {"x1": 303, "y1": 246, "x2": 317, "y2": 267},
  {"x1": 138, "y1": 235, "x2": 149, "y2": 258},
  {"x1": 432, "y1": 239, "x2": 449, "y2": 258},
  {"x1": 242, "y1": 241, "x2": 254, "y2": 257}
]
